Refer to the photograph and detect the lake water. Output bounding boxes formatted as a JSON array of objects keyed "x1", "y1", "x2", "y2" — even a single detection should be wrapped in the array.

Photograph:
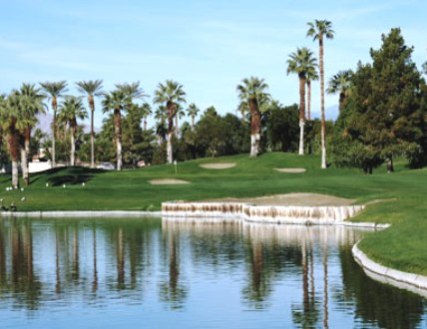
[{"x1": 0, "y1": 217, "x2": 425, "y2": 329}]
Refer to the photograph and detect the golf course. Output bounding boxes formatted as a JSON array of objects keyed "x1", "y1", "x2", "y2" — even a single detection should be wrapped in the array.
[{"x1": 1, "y1": 152, "x2": 426, "y2": 277}]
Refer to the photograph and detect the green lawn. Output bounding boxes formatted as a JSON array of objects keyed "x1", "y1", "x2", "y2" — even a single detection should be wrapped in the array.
[{"x1": 1, "y1": 152, "x2": 427, "y2": 275}]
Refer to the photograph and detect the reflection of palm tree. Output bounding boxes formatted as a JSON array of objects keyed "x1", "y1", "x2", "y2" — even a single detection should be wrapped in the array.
[
  {"x1": 116, "y1": 228, "x2": 125, "y2": 288},
  {"x1": 55, "y1": 227, "x2": 61, "y2": 293},
  {"x1": 292, "y1": 236, "x2": 319, "y2": 328},
  {"x1": 11, "y1": 220, "x2": 42, "y2": 309},
  {"x1": 159, "y1": 228, "x2": 187, "y2": 309},
  {"x1": 72, "y1": 224, "x2": 79, "y2": 282},
  {"x1": 92, "y1": 225, "x2": 98, "y2": 292},
  {"x1": 323, "y1": 237, "x2": 329, "y2": 329},
  {"x1": 243, "y1": 240, "x2": 271, "y2": 307}
]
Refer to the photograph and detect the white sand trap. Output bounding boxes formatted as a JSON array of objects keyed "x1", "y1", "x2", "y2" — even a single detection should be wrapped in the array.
[
  {"x1": 149, "y1": 178, "x2": 190, "y2": 185},
  {"x1": 200, "y1": 163, "x2": 236, "y2": 169},
  {"x1": 274, "y1": 168, "x2": 306, "y2": 173},
  {"x1": 211, "y1": 193, "x2": 355, "y2": 206}
]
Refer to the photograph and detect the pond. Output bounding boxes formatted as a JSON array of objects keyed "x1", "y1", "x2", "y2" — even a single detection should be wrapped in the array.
[{"x1": 0, "y1": 217, "x2": 425, "y2": 329}]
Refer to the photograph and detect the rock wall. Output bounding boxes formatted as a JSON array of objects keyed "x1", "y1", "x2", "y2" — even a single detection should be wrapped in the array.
[{"x1": 162, "y1": 201, "x2": 365, "y2": 225}]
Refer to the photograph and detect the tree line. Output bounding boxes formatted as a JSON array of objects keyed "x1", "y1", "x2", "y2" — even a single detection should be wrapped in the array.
[{"x1": 1, "y1": 21, "x2": 427, "y2": 187}]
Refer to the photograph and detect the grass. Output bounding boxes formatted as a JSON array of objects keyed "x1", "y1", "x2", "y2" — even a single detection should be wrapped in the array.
[{"x1": 1, "y1": 152, "x2": 427, "y2": 275}]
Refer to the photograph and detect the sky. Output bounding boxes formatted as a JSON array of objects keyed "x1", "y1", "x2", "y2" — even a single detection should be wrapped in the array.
[{"x1": 1, "y1": 0, "x2": 426, "y2": 128}]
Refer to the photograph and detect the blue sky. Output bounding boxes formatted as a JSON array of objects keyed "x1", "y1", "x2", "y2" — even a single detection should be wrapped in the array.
[{"x1": 1, "y1": 0, "x2": 426, "y2": 127}]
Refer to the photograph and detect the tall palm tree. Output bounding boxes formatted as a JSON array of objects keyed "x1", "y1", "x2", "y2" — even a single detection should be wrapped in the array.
[
  {"x1": 0, "y1": 93, "x2": 21, "y2": 188},
  {"x1": 102, "y1": 82, "x2": 146, "y2": 171},
  {"x1": 306, "y1": 65, "x2": 319, "y2": 120},
  {"x1": 174, "y1": 104, "x2": 186, "y2": 136},
  {"x1": 307, "y1": 20, "x2": 335, "y2": 169},
  {"x1": 140, "y1": 103, "x2": 152, "y2": 131},
  {"x1": 58, "y1": 96, "x2": 88, "y2": 166},
  {"x1": 76, "y1": 80, "x2": 103, "y2": 168},
  {"x1": 287, "y1": 48, "x2": 317, "y2": 155},
  {"x1": 16, "y1": 84, "x2": 45, "y2": 185},
  {"x1": 153, "y1": 80, "x2": 186, "y2": 164},
  {"x1": 186, "y1": 103, "x2": 200, "y2": 128},
  {"x1": 40, "y1": 81, "x2": 68, "y2": 168},
  {"x1": 237, "y1": 77, "x2": 270, "y2": 157},
  {"x1": 102, "y1": 90, "x2": 131, "y2": 171},
  {"x1": 327, "y1": 70, "x2": 353, "y2": 112}
]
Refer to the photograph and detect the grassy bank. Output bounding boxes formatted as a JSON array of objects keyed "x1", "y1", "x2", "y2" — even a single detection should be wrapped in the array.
[{"x1": 0, "y1": 152, "x2": 426, "y2": 275}]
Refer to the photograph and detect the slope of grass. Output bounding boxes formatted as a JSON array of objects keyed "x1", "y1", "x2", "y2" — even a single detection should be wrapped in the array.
[{"x1": 0, "y1": 152, "x2": 426, "y2": 275}]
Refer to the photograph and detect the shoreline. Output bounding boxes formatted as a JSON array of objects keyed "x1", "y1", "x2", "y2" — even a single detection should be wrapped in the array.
[{"x1": 352, "y1": 242, "x2": 427, "y2": 298}]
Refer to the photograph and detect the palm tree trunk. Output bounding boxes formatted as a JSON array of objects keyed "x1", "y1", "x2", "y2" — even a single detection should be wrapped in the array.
[
  {"x1": 90, "y1": 97, "x2": 95, "y2": 168},
  {"x1": 319, "y1": 37, "x2": 327, "y2": 169},
  {"x1": 249, "y1": 97, "x2": 261, "y2": 157},
  {"x1": 8, "y1": 127, "x2": 20, "y2": 188},
  {"x1": 166, "y1": 102, "x2": 174, "y2": 164},
  {"x1": 21, "y1": 127, "x2": 31, "y2": 186},
  {"x1": 307, "y1": 80, "x2": 312, "y2": 120},
  {"x1": 299, "y1": 75, "x2": 306, "y2": 155},
  {"x1": 70, "y1": 125, "x2": 76, "y2": 166},
  {"x1": 114, "y1": 109, "x2": 122, "y2": 170},
  {"x1": 52, "y1": 98, "x2": 57, "y2": 168}
]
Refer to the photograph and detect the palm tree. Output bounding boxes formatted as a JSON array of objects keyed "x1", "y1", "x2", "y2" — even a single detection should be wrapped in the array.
[
  {"x1": 237, "y1": 77, "x2": 270, "y2": 157},
  {"x1": 102, "y1": 82, "x2": 146, "y2": 171},
  {"x1": 287, "y1": 48, "x2": 317, "y2": 155},
  {"x1": 58, "y1": 96, "x2": 88, "y2": 166},
  {"x1": 327, "y1": 70, "x2": 353, "y2": 112},
  {"x1": 76, "y1": 80, "x2": 103, "y2": 168},
  {"x1": 306, "y1": 65, "x2": 319, "y2": 120},
  {"x1": 186, "y1": 103, "x2": 200, "y2": 128},
  {"x1": 16, "y1": 84, "x2": 45, "y2": 185},
  {"x1": 40, "y1": 81, "x2": 68, "y2": 168},
  {"x1": 0, "y1": 93, "x2": 21, "y2": 188},
  {"x1": 140, "y1": 103, "x2": 152, "y2": 130},
  {"x1": 102, "y1": 90, "x2": 130, "y2": 171},
  {"x1": 153, "y1": 80, "x2": 186, "y2": 164},
  {"x1": 307, "y1": 20, "x2": 335, "y2": 169},
  {"x1": 174, "y1": 104, "x2": 186, "y2": 135}
]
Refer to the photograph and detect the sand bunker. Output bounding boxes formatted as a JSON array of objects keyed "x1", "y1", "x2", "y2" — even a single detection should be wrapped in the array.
[
  {"x1": 274, "y1": 168, "x2": 306, "y2": 173},
  {"x1": 210, "y1": 193, "x2": 355, "y2": 207},
  {"x1": 149, "y1": 179, "x2": 190, "y2": 185},
  {"x1": 199, "y1": 163, "x2": 236, "y2": 169}
]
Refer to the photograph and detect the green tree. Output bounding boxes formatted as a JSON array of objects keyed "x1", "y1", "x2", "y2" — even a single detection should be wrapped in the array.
[
  {"x1": 334, "y1": 28, "x2": 425, "y2": 172},
  {"x1": 16, "y1": 84, "x2": 45, "y2": 185},
  {"x1": 153, "y1": 80, "x2": 186, "y2": 164},
  {"x1": 58, "y1": 97, "x2": 88, "y2": 166},
  {"x1": 266, "y1": 102, "x2": 299, "y2": 152},
  {"x1": 39, "y1": 81, "x2": 68, "y2": 168},
  {"x1": 287, "y1": 48, "x2": 317, "y2": 155},
  {"x1": 237, "y1": 77, "x2": 270, "y2": 157},
  {"x1": 327, "y1": 70, "x2": 353, "y2": 112},
  {"x1": 140, "y1": 103, "x2": 152, "y2": 131},
  {"x1": 307, "y1": 20, "x2": 335, "y2": 168},
  {"x1": 76, "y1": 80, "x2": 104, "y2": 168},
  {"x1": 0, "y1": 93, "x2": 21, "y2": 187}
]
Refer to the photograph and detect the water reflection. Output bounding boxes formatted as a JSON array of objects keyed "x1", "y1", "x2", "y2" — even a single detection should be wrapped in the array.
[{"x1": 0, "y1": 218, "x2": 424, "y2": 329}]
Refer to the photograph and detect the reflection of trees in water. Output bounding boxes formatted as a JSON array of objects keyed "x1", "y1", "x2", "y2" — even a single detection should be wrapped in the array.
[
  {"x1": 337, "y1": 247, "x2": 426, "y2": 329},
  {"x1": 291, "y1": 238, "x2": 320, "y2": 329},
  {"x1": 159, "y1": 226, "x2": 187, "y2": 309},
  {"x1": 6, "y1": 219, "x2": 42, "y2": 310}
]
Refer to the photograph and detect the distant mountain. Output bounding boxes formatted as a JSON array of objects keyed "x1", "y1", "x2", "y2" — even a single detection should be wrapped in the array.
[{"x1": 36, "y1": 112, "x2": 98, "y2": 134}]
